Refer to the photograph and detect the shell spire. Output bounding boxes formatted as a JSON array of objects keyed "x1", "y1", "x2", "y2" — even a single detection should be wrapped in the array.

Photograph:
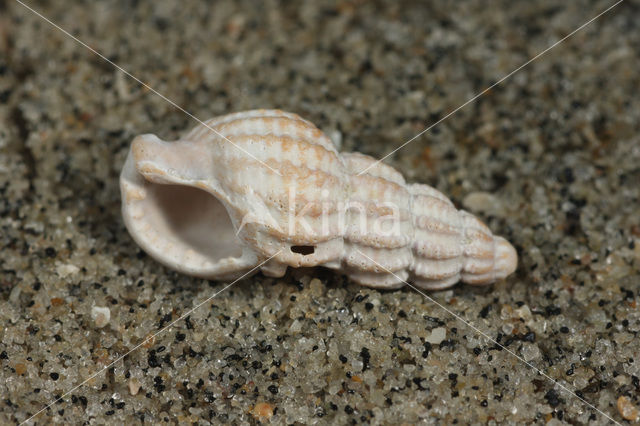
[{"x1": 120, "y1": 109, "x2": 517, "y2": 290}]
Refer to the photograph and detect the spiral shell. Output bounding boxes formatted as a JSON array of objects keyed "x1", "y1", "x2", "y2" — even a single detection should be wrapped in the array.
[{"x1": 120, "y1": 109, "x2": 517, "y2": 290}]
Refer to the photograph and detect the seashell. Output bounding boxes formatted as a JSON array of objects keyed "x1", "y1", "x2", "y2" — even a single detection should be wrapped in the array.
[{"x1": 120, "y1": 109, "x2": 517, "y2": 290}]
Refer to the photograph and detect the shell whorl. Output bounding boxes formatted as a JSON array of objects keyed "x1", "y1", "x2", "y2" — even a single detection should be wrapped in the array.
[
  {"x1": 342, "y1": 153, "x2": 517, "y2": 290},
  {"x1": 120, "y1": 109, "x2": 518, "y2": 290}
]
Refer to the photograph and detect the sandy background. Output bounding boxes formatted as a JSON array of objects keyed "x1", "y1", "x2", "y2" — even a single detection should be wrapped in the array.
[{"x1": 1, "y1": 0, "x2": 639, "y2": 424}]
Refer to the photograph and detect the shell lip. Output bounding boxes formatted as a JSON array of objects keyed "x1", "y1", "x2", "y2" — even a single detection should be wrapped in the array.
[{"x1": 120, "y1": 147, "x2": 260, "y2": 279}]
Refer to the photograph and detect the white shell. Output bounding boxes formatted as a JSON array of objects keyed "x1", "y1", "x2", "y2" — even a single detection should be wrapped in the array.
[{"x1": 120, "y1": 109, "x2": 517, "y2": 290}]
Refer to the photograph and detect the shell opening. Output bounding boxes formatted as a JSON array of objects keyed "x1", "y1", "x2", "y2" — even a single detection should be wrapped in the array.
[
  {"x1": 142, "y1": 182, "x2": 244, "y2": 265},
  {"x1": 291, "y1": 245, "x2": 315, "y2": 255}
]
